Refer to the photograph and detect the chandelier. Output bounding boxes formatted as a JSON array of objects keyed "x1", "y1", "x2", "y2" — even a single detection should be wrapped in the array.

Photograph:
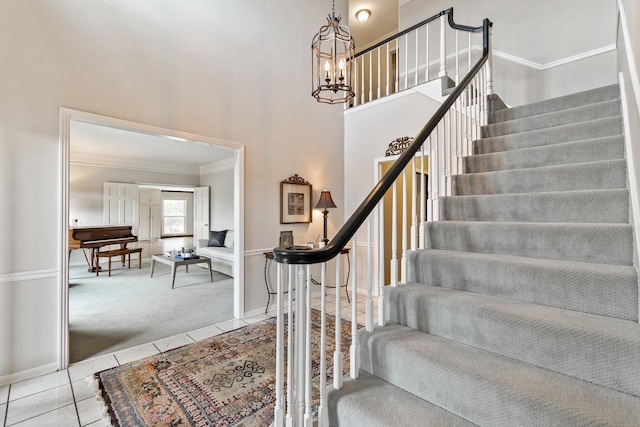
[{"x1": 311, "y1": 0, "x2": 355, "y2": 104}]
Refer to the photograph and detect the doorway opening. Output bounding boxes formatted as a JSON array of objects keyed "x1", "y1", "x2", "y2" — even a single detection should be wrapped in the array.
[{"x1": 58, "y1": 108, "x2": 245, "y2": 369}]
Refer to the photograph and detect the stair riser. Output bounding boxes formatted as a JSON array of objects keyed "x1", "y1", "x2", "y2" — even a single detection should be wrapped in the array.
[
  {"x1": 385, "y1": 285, "x2": 640, "y2": 397},
  {"x1": 454, "y1": 159, "x2": 627, "y2": 195},
  {"x1": 489, "y1": 84, "x2": 620, "y2": 123},
  {"x1": 426, "y1": 221, "x2": 633, "y2": 265},
  {"x1": 407, "y1": 250, "x2": 638, "y2": 321},
  {"x1": 465, "y1": 136, "x2": 624, "y2": 173},
  {"x1": 359, "y1": 325, "x2": 640, "y2": 426},
  {"x1": 475, "y1": 116, "x2": 623, "y2": 155},
  {"x1": 482, "y1": 100, "x2": 620, "y2": 138},
  {"x1": 440, "y1": 190, "x2": 630, "y2": 223}
]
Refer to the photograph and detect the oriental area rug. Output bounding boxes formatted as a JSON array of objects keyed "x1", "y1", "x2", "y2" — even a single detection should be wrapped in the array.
[{"x1": 95, "y1": 310, "x2": 353, "y2": 427}]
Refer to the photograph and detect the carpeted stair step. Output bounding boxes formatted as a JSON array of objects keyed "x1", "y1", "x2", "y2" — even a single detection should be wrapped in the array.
[
  {"x1": 464, "y1": 135, "x2": 624, "y2": 173},
  {"x1": 453, "y1": 159, "x2": 627, "y2": 195},
  {"x1": 488, "y1": 84, "x2": 620, "y2": 124},
  {"x1": 439, "y1": 189, "x2": 629, "y2": 223},
  {"x1": 474, "y1": 116, "x2": 622, "y2": 155},
  {"x1": 406, "y1": 249, "x2": 638, "y2": 320},
  {"x1": 384, "y1": 284, "x2": 640, "y2": 396},
  {"x1": 482, "y1": 99, "x2": 620, "y2": 138},
  {"x1": 425, "y1": 221, "x2": 633, "y2": 265},
  {"x1": 358, "y1": 323, "x2": 640, "y2": 426},
  {"x1": 328, "y1": 371, "x2": 477, "y2": 427}
]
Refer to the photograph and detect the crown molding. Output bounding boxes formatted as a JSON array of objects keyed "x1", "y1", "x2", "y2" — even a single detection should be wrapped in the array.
[
  {"x1": 70, "y1": 151, "x2": 200, "y2": 175},
  {"x1": 200, "y1": 158, "x2": 235, "y2": 175}
]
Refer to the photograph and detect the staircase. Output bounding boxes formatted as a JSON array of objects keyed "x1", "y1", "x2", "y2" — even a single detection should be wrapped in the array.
[{"x1": 328, "y1": 84, "x2": 640, "y2": 425}]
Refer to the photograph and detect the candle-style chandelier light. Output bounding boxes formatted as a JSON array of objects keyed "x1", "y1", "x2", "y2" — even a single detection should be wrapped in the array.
[{"x1": 311, "y1": 0, "x2": 355, "y2": 104}]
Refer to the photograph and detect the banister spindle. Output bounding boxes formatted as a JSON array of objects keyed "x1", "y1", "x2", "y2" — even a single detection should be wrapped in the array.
[
  {"x1": 303, "y1": 266, "x2": 312, "y2": 426},
  {"x1": 386, "y1": 43, "x2": 390, "y2": 96},
  {"x1": 455, "y1": 30, "x2": 460, "y2": 85},
  {"x1": 401, "y1": 168, "x2": 408, "y2": 283},
  {"x1": 273, "y1": 263, "x2": 284, "y2": 427},
  {"x1": 286, "y1": 265, "x2": 294, "y2": 425},
  {"x1": 404, "y1": 33, "x2": 409, "y2": 90},
  {"x1": 376, "y1": 201, "x2": 384, "y2": 329},
  {"x1": 350, "y1": 237, "x2": 359, "y2": 379},
  {"x1": 420, "y1": 142, "x2": 426, "y2": 248},
  {"x1": 354, "y1": 59, "x2": 359, "y2": 107},
  {"x1": 369, "y1": 52, "x2": 373, "y2": 102},
  {"x1": 317, "y1": 263, "x2": 328, "y2": 427},
  {"x1": 411, "y1": 156, "x2": 417, "y2": 251},
  {"x1": 487, "y1": 24, "x2": 494, "y2": 95},
  {"x1": 333, "y1": 255, "x2": 343, "y2": 390},
  {"x1": 425, "y1": 23, "x2": 430, "y2": 82},
  {"x1": 414, "y1": 29, "x2": 419, "y2": 87},
  {"x1": 377, "y1": 46, "x2": 381, "y2": 100},
  {"x1": 361, "y1": 56, "x2": 365, "y2": 105},
  {"x1": 295, "y1": 266, "x2": 305, "y2": 426},
  {"x1": 390, "y1": 180, "x2": 398, "y2": 286},
  {"x1": 439, "y1": 14, "x2": 447, "y2": 77}
]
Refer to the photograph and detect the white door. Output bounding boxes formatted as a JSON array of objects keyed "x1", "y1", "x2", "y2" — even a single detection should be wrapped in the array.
[
  {"x1": 194, "y1": 186, "x2": 210, "y2": 243},
  {"x1": 103, "y1": 182, "x2": 138, "y2": 229},
  {"x1": 139, "y1": 205, "x2": 151, "y2": 240},
  {"x1": 150, "y1": 205, "x2": 161, "y2": 239}
]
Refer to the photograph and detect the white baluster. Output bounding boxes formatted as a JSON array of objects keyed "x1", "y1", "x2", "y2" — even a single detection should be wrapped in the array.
[
  {"x1": 295, "y1": 266, "x2": 306, "y2": 426},
  {"x1": 303, "y1": 266, "x2": 312, "y2": 427},
  {"x1": 368, "y1": 217, "x2": 379, "y2": 329},
  {"x1": 428, "y1": 137, "x2": 436, "y2": 222},
  {"x1": 420, "y1": 142, "x2": 427, "y2": 247},
  {"x1": 376, "y1": 200, "x2": 384, "y2": 329},
  {"x1": 425, "y1": 23, "x2": 430, "y2": 82},
  {"x1": 386, "y1": 43, "x2": 390, "y2": 96},
  {"x1": 369, "y1": 52, "x2": 373, "y2": 102},
  {"x1": 401, "y1": 168, "x2": 407, "y2": 283},
  {"x1": 439, "y1": 15, "x2": 447, "y2": 78},
  {"x1": 395, "y1": 39, "x2": 400, "y2": 93},
  {"x1": 350, "y1": 237, "x2": 359, "y2": 379},
  {"x1": 354, "y1": 59, "x2": 359, "y2": 107},
  {"x1": 404, "y1": 33, "x2": 409, "y2": 90},
  {"x1": 361, "y1": 56, "x2": 365, "y2": 105},
  {"x1": 487, "y1": 25, "x2": 494, "y2": 95},
  {"x1": 286, "y1": 265, "x2": 294, "y2": 427},
  {"x1": 390, "y1": 181, "x2": 398, "y2": 286},
  {"x1": 414, "y1": 30, "x2": 419, "y2": 87},
  {"x1": 274, "y1": 263, "x2": 284, "y2": 427},
  {"x1": 468, "y1": 32, "x2": 472, "y2": 76},
  {"x1": 411, "y1": 156, "x2": 417, "y2": 251},
  {"x1": 333, "y1": 255, "x2": 343, "y2": 390},
  {"x1": 455, "y1": 31, "x2": 459, "y2": 85},
  {"x1": 317, "y1": 263, "x2": 328, "y2": 427},
  {"x1": 377, "y1": 47, "x2": 381, "y2": 100}
]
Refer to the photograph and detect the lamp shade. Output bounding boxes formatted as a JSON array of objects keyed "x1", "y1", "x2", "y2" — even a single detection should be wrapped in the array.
[{"x1": 315, "y1": 190, "x2": 337, "y2": 209}]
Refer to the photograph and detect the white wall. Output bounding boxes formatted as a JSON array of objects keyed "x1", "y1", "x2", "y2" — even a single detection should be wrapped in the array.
[
  {"x1": 200, "y1": 169, "x2": 235, "y2": 231},
  {"x1": 0, "y1": 0, "x2": 346, "y2": 383}
]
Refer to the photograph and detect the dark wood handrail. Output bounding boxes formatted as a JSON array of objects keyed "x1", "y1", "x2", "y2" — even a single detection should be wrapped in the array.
[
  {"x1": 274, "y1": 16, "x2": 492, "y2": 265},
  {"x1": 355, "y1": 8, "x2": 484, "y2": 58}
]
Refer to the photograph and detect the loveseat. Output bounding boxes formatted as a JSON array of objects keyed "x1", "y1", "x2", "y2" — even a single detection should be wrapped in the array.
[{"x1": 196, "y1": 230, "x2": 234, "y2": 277}]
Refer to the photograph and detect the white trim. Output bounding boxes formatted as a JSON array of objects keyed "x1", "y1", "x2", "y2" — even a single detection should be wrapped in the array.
[
  {"x1": 70, "y1": 151, "x2": 200, "y2": 175},
  {"x1": 490, "y1": 44, "x2": 616, "y2": 71},
  {"x1": 245, "y1": 248, "x2": 276, "y2": 257},
  {"x1": 200, "y1": 158, "x2": 235, "y2": 175},
  {"x1": 59, "y1": 107, "x2": 246, "y2": 370},
  {"x1": 0, "y1": 269, "x2": 58, "y2": 284},
  {"x1": 618, "y1": 0, "x2": 640, "y2": 117},
  {"x1": 0, "y1": 362, "x2": 58, "y2": 388}
]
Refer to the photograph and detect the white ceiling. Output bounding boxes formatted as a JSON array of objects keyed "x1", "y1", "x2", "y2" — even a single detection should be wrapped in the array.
[
  {"x1": 70, "y1": 121, "x2": 235, "y2": 173},
  {"x1": 349, "y1": 0, "x2": 399, "y2": 51}
]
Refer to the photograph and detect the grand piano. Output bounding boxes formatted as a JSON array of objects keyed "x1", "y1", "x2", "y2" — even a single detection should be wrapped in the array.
[{"x1": 69, "y1": 225, "x2": 138, "y2": 272}]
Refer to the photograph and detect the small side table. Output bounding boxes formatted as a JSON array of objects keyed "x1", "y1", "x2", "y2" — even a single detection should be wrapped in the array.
[
  {"x1": 263, "y1": 248, "x2": 351, "y2": 314},
  {"x1": 150, "y1": 254, "x2": 213, "y2": 289}
]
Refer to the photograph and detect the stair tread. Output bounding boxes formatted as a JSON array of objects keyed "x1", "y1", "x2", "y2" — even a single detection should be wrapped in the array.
[
  {"x1": 489, "y1": 84, "x2": 620, "y2": 123},
  {"x1": 359, "y1": 322, "x2": 640, "y2": 426},
  {"x1": 329, "y1": 372, "x2": 477, "y2": 427},
  {"x1": 482, "y1": 99, "x2": 621, "y2": 138},
  {"x1": 465, "y1": 135, "x2": 625, "y2": 173},
  {"x1": 475, "y1": 116, "x2": 623, "y2": 154}
]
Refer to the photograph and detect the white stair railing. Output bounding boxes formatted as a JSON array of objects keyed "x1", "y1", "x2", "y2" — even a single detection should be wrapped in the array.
[{"x1": 271, "y1": 9, "x2": 492, "y2": 427}]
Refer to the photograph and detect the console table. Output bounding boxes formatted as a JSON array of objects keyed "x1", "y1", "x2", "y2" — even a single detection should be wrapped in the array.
[{"x1": 263, "y1": 247, "x2": 350, "y2": 314}]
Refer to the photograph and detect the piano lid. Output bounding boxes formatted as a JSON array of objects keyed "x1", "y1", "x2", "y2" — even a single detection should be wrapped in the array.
[{"x1": 71, "y1": 225, "x2": 135, "y2": 242}]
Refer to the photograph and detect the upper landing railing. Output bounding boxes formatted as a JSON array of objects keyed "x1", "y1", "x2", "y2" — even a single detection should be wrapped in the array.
[
  {"x1": 271, "y1": 7, "x2": 493, "y2": 427},
  {"x1": 352, "y1": 7, "x2": 492, "y2": 107}
]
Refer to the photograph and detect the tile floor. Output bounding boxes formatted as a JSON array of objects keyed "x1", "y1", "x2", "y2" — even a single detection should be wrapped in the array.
[{"x1": 1, "y1": 289, "x2": 377, "y2": 427}]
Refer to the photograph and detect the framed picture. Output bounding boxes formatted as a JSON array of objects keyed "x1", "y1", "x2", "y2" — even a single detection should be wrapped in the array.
[
  {"x1": 279, "y1": 230, "x2": 294, "y2": 247},
  {"x1": 280, "y1": 174, "x2": 312, "y2": 224}
]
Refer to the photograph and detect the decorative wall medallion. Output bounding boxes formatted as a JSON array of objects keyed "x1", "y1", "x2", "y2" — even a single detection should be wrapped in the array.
[{"x1": 385, "y1": 136, "x2": 414, "y2": 156}]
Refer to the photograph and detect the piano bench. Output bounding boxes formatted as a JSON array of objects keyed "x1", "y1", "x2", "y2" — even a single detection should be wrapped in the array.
[{"x1": 96, "y1": 248, "x2": 143, "y2": 277}]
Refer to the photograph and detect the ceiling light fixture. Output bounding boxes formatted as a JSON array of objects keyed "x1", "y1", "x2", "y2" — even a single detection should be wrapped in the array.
[
  {"x1": 356, "y1": 9, "x2": 371, "y2": 22},
  {"x1": 311, "y1": 0, "x2": 355, "y2": 104}
]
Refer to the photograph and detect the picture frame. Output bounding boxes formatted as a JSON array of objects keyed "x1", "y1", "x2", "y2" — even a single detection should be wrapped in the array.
[
  {"x1": 280, "y1": 174, "x2": 312, "y2": 224},
  {"x1": 279, "y1": 230, "x2": 294, "y2": 247}
]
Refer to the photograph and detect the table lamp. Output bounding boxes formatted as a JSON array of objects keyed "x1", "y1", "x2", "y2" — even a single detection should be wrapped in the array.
[{"x1": 315, "y1": 190, "x2": 337, "y2": 245}]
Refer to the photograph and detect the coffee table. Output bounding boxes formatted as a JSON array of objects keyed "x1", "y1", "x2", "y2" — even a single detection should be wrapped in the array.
[{"x1": 150, "y1": 254, "x2": 213, "y2": 288}]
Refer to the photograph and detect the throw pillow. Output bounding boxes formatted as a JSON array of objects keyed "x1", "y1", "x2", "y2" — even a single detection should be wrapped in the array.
[{"x1": 208, "y1": 230, "x2": 227, "y2": 247}]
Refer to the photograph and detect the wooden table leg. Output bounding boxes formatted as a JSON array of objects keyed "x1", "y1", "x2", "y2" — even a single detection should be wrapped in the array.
[
  {"x1": 138, "y1": 251, "x2": 142, "y2": 269},
  {"x1": 108, "y1": 257, "x2": 112, "y2": 277}
]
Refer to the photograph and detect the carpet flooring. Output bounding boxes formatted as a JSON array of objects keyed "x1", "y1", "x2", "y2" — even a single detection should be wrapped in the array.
[
  {"x1": 95, "y1": 310, "x2": 352, "y2": 426},
  {"x1": 69, "y1": 261, "x2": 234, "y2": 363}
]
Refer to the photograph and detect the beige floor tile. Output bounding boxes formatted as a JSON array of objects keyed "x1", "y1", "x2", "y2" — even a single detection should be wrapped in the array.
[
  {"x1": 9, "y1": 370, "x2": 69, "y2": 401},
  {"x1": 153, "y1": 334, "x2": 195, "y2": 353},
  {"x1": 68, "y1": 355, "x2": 119, "y2": 383},
  {"x1": 114, "y1": 343, "x2": 159, "y2": 365},
  {"x1": 76, "y1": 396, "x2": 106, "y2": 426},
  {"x1": 187, "y1": 325, "x2": 224, "y2": 342},
  {"x1": 6, "y1": 384, "x2": 74, "y2": 426},
  {"x1": 9, "y1": 404, "x2": 79, "y2": 427}
]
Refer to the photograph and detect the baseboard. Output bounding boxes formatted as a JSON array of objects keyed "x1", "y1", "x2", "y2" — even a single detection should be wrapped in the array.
[{"x1": 0, "y1": 362, "x2": 58, "y2": 387}]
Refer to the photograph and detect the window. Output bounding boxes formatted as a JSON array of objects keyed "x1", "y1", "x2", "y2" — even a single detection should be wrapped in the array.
[{"x1": 162, "y1": 199, "x2": 187, "y2": 235}]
